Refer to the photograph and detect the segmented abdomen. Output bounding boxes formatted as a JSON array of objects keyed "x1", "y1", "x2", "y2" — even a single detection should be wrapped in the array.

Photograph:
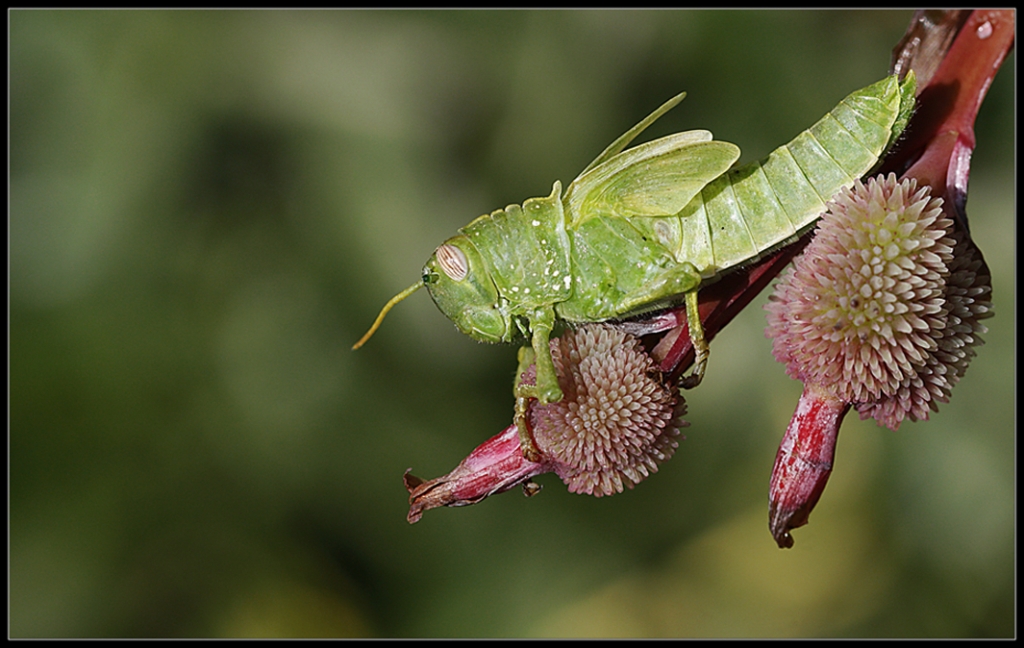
[{"x1": 674, "y1": 76, "x2": 905, "y2": 278}]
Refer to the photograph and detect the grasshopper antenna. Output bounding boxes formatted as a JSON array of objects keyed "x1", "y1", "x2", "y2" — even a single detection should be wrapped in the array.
[{"x1": 352, "y1": 281, "x2": 423, "y2": 350}]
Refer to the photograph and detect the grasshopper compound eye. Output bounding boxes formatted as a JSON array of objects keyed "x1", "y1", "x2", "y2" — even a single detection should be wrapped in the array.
[{"x1": 436, "y1": 244, "x2": 468, "y2": 281}]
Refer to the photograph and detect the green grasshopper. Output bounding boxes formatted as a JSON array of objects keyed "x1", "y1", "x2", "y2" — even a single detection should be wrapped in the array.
[{"x1": 354, "y1": 73, "x2": 916, "y2": 460}]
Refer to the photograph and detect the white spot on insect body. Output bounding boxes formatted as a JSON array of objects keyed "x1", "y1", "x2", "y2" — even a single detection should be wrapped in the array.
[
  {"x1": 654, "y1": 220, "x2": 673, "y2": 246},
  {"x1": 532, "y1": 220, "x2": 541, "y2": 227},
  {"x1": 977, "y1": 20, "x2": 993, "y2": 39}
]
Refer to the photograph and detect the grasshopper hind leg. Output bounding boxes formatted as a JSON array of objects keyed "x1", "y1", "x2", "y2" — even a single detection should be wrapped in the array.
[
  {"x1": 616, "y1": 262, "x2": 708, "y2": 389},
  {"x1": 679, "y1": 290, "x2": 709, "y2": 389}
]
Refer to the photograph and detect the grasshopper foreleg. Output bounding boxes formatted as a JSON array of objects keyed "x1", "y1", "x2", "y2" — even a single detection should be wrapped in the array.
[
  {"x1": 528, "y1": 308, "x2": 562, "y2": 405},
  {"x1": 514, "y1": 345, "x2": 543, "y2": 463},
  {"x1": 513, "y1": 309, "x2": 563, "y2": 463}
]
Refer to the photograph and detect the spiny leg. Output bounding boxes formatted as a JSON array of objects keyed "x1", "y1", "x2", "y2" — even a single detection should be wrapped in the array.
[
  {"x1": 513, "y1": 310, "x2": 564, "y2": 463},
  {"x1": 615, "y1": 262, "x2": 707, "y2": 389},
  {"x1": 514, "y1": 345, "x2": 543, "y2": 463},
  {"x1": 679, "y1": 290, "x2": 709, "y2": 389}
]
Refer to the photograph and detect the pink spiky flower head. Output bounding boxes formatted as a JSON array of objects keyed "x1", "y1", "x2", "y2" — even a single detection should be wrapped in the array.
[
  {"x1": 766, "y1": 173, "x2": 990, "y2": 428},
  {"x1": 530, "y1": 324, "x2": 687, "y2": 497},
  {"x1": 404, "y1": 324, "x2": 687, "y2": 522}
]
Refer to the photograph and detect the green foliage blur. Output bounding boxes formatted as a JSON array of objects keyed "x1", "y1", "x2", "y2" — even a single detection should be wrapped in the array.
[{"x1": 10, "y1": 9, "x2": 1014, "y2": 638}]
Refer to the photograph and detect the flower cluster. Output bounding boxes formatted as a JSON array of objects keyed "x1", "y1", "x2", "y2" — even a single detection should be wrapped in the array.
[
  {"x1": 404, "y1": 324, "x2": 687, "y2": 523},
  {"x1": 530, "y1": 324, "x2": 686, "y2": 497},
  {"x1": 763, "y1": 173, "x2": 992, "y2": 547},
  {"x1": 401, "y1": 9, "x2": 1010, "y2": 537},
  {"x1": 766, "y1": 173, "x2": 991, "y2": 429}
]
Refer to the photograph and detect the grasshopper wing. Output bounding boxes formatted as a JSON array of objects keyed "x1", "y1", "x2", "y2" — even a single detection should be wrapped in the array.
[
  {"x1": 578, "y1": 92, "x2": 689, "y2": 175},
  {"x1": 565, "y1": 131, "x2": 740, "y2": 225}
]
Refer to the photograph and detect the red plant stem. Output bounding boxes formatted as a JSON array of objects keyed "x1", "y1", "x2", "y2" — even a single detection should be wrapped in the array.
[
  {"x1": 883, "y1": 10, "x2": 1015, "y2": 227},
  {"x1": 902, "y1": 10, "x2": 1014, "y2": 155}
]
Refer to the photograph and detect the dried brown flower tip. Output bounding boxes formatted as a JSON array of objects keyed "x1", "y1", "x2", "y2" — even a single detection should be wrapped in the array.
[
  {"x1": 765, "y1": 173, "x2": 990, "y2": 428},
  {"x1": 529, "y1": 324, "x2": 688, "y2": 497}
]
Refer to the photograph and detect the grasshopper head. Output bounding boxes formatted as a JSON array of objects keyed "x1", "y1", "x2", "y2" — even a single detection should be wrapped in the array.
[{"x1": 424, "y1": 235, "x2": 510, "y2": 343}]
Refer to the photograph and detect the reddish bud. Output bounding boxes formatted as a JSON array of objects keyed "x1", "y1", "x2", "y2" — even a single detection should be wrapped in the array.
[
  {"x1": 404, "y1": 425, "x2": 547, "y2": 524},
  {"x1": 768, "y1": 383, "x2": 850, "y2": 548}
]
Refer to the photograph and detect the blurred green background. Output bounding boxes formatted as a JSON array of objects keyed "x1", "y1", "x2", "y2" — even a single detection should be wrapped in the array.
[{"x1": 10, "y1": 9, "x2": 1014, "y2": 638}]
